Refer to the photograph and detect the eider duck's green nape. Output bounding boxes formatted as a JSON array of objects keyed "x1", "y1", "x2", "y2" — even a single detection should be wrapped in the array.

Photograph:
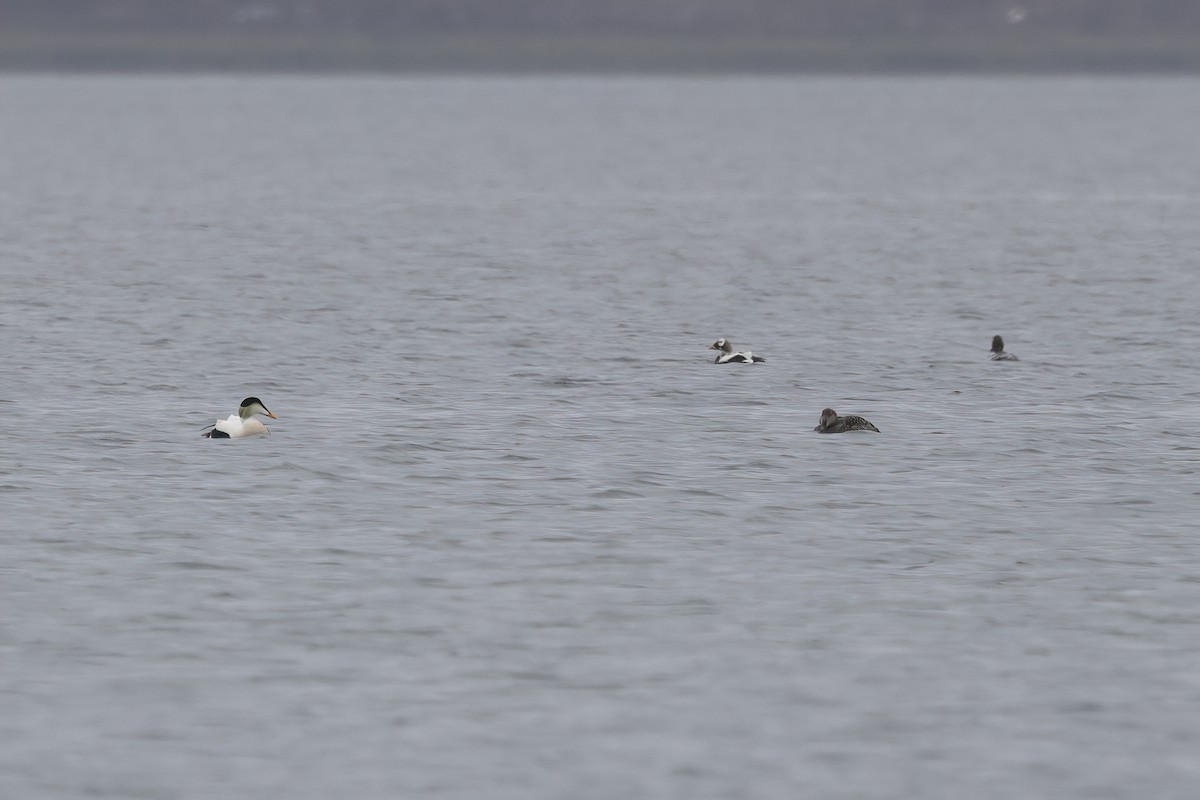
[{"x1": 238, "y1": 397, "x2": 276, "y2": 420}]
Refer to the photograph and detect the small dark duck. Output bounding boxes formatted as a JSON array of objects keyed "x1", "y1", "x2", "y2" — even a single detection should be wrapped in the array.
[
  {"x1": 813, "y1": 407, "x2": 879, "y2": 434},
  {"x1": 990, "y1": 335, "x2": 1018, "y2": 361}
]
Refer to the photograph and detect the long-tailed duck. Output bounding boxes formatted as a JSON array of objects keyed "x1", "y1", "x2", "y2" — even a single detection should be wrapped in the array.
[
  {"x1": 202, "y1": 397, "x2": 277, "y2": 438},
  {"x1": 709, "y1": 338, "x2": 766, "y2": 364},
  {"x1": 990, "y1": 335, "x2": 1018, "y2": 361},
  {"x1": 813, "y1": 407, "x2": 879, "y2": 433}
]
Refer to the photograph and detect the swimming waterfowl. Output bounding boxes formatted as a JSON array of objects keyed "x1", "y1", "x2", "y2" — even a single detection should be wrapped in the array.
[
  {"x1": 813, "y1": 407, "x2": 879, "y2": 433},
  {"x1": 990, "y1": 335, "x2": 1018, "y2": 361},
  {"x1": 709, "y1": 338, "x2": 766, "y2": 364},
  {"x1": 202, "y1": 397, "x2": 277, "y2": 438}
]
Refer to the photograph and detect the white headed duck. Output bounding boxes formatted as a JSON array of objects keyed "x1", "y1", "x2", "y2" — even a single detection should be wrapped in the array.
[{"x1": 709, "y1": 338, "x2": 766, "y2": 364}]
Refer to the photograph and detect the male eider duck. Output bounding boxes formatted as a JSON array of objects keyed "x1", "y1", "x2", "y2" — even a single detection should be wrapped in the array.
[
  {"x1": 709, "y1": 338, "x2": 766, "y2": 364},
  {"x1": 813, "y1": 407, "x2": 879, "y2": 433},
  {"x1": 202, "y1": 397, "x2": 277, "y2": 438},
  {"x1": 990, "y1": 335, "x2": 1018, "y2": 361}
]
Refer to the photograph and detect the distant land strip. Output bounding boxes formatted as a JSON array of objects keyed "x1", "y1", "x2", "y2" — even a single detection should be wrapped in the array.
[{"x1": 2, "y1": 32, "x2": 1200, "y2": 73}]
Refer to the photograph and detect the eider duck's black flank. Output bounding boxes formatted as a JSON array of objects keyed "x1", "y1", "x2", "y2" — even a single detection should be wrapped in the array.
[
  {"x1": 990, "y1": 335, "x2": 1018, "y2": 361},
  {"x1": 708, "y1": 338, "x2": 766, "y2": 364},
  {"x1": 203, "y1": 428, "x2": 231, "y2": 439},
  {"x1": 813, "y1": 407, "x2": 880, "y2": 434}
]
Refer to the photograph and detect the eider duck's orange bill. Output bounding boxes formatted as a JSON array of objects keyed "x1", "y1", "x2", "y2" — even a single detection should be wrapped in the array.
[{"x1": 265, "y1": 411, "x2": 277, "y2": 419}]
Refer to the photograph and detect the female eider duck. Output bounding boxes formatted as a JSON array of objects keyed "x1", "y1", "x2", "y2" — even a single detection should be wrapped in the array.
[
  {"x1": 709, "y1": 338, "x2": 766, "y2": 364},
  {"x1": 990, "y1": 335, "x2": 1018, "y2": 361},
  {"x1": 814, "y1": 407, "x2": 879, "y2": 433},
  {"x1": 202, "y1": 397, "x2": 277, "y2": 438}
]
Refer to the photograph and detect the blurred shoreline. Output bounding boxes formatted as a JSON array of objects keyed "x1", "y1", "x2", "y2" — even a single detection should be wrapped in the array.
[{"x1": 2, "y1": 32, "x2": 1200, "y2": 73}]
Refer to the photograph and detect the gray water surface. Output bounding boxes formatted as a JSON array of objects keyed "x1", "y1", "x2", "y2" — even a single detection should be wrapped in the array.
[{"x1": 2, "y1": 75, "x2": 1199, "y2": 799}]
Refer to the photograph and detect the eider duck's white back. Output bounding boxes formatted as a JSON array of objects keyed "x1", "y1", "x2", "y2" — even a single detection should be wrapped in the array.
[
  {"x1": 708, "y1": 338, "x2": 766, "y2": 364},
  {"x1": 203, "y1": 397, "x2": 277, "y2": 439},
  {"x1": 990, "y1": 335, "x2": 1018, "y2": 361}
]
